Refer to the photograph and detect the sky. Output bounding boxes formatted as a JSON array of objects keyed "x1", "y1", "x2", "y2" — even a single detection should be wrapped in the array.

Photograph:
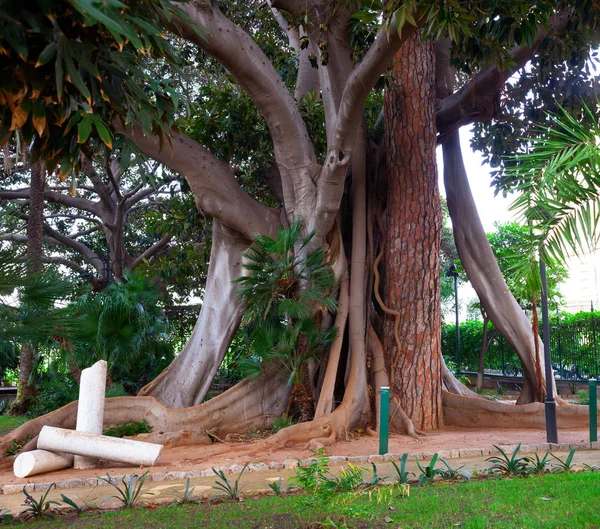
[{"x1": 437, "y1": 126, "x2": 514, "y2": 234}]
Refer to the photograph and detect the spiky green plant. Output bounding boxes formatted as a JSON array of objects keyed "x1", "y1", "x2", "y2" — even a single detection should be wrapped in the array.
[
  {"x1": 506, "y1": 102, "x2": 600, "y2": 290},
  {"x1": 234, "y1": 220, "x2": 339, "y2": 420}
]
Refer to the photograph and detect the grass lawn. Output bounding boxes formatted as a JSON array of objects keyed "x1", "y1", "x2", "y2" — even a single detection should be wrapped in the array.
[
  {"x1": 19, "y1": 472, "x2": 600, "y2": 529},
  {"x1": 0, "y1": 415, "x2": 26, "y2": 431}
]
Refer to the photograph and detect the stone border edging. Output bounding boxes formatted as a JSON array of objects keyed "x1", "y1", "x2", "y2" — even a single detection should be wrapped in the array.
[{"x1": 2, "y1": 441, "x2": 598, "y2": 495}]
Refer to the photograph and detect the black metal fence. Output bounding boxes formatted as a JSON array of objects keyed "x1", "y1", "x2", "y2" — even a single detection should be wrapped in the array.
[{"x1": 442, "y1": 310, "x2": 600, "y2": 380}]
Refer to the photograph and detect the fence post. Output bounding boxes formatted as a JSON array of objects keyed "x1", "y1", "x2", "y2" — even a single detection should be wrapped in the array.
[
  {"x1": 590, "y1": 379, "x2": 597, "y2": 443},
  {"x1": 592, "y1": 302, "x2": 598, "y2": 380},
  {"x1": 379, "y1": 387, "x2": 390, "y2": 455},
  {"x1": 501, "y1": 338, "x2": 506, "y2": 376}
]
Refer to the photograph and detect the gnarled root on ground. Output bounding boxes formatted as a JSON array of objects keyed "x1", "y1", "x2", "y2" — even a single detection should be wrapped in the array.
[
  {"x1": 0, "y1": 368, "x2": 291, "y2": 465},
  {"x1": 443, "y1": 390, "x2": 594, "y2": 429}
]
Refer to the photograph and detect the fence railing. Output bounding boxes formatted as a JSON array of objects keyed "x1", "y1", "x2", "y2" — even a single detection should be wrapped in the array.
[{"x1": 442, "y1": 310, "x2": 600, "y2": 381}]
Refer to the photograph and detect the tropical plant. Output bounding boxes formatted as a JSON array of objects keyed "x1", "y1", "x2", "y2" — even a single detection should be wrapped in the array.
[
  {"x1": 212, "y1": 463, "x2": 249, "y2": 500},
  {"x1": 271, "y1": 414, "x2": 295, "y2": 433},
  {"x1": 99, "y1": 470, "x2": 152, "y2": 508},
  {"x1": 389, "y1": 454, "x2": 415, "y2": 484},
  {"x1": 169, "y1": 478, "x2": 199, "y2": 505},
  {"x1": 550, "y1": 449, "x2": 577, "y2": 474},
  {"x1": 438, "y1": 458, "x2": 471, "y2": 482},
  {"x1": 60, "y1": 492, "x2": 96, "y2": 514},
  {"x1": 20, "y1": 485, "x2": 60, "y2": 519},
  {"x1": 267, "y1": 477, "x2": 283, "y2": 496},
  {"x1": 525, "y1": 452, "x2": 551, "y2": 475},
  {"x1": 415, "y1": 453, "x2": 444, "y2": 486},
  {"x1": 66, "y1": 270, "x2": 175, "y2": 394},
  {"x1": 235, "y1": 220, "x2": 338, "y2": 421},
  {"x1": 486, "y1": 444, "x2": 529, "y2": 477},
  {"x1": 506, "y1": 102, "x2": 600, "y2": 287},
  {"x1": 291, "y1": 449, "x2": 330, "y2": 493},
  {"x1": 0, "y1": 508, "x2": 13, "y2": 524}
]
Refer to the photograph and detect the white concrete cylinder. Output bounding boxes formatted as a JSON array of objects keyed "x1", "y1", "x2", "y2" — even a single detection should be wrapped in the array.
[
  {"x1": 38, "y1": 426, "x2": 163, "y2": 467},
  {"x1": 13, "y1": 450, "x2": 74, "y2": 478},
  {"x1": 74, "y1": 360, "x2": 107, "y2": 469}
]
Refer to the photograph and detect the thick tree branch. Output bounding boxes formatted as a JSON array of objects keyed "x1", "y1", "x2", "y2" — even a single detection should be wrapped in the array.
[
  {"x1": 40, "y1": 222, "x2": 102, "y2": 272},
  {"x1": 436, "y1": 10, "x2": 571, "y2": 141},
  {"x1": 117, "y1": 123, "x2": 279, "y2": 238},
  {"x1": 42, "y1": 256, "x2": 88, "y2": 275},
  {"x1": 172, "y1": 1, "x2": 316, "y2": 185},
  {"x1": 0, "y1": 189, "x2": 103, "y2": 216},
  {"x1": 313, "y1": 19, "x2": 418, "y2": 237},
  {"x1": 44, "y1": 214, "x2": 102, "y2": 225},
  {"x1": 129, "y1": 235, "x2": 172, "y2": 269}
]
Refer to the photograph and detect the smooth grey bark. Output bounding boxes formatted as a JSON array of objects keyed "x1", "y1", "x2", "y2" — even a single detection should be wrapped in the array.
[
  {"x1": 442, "y1": 132, "x2": 542, "y2": 404},
  {"x1": 138, "y1": 221, "x2": 248, "y2": 407}
]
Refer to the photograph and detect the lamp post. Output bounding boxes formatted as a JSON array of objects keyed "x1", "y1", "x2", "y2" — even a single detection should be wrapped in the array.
[
  {"x1": 540, "y1": 259, "x2": 558, "y2": 444},
  {"x1": 446, "y1": 265, "x2": 460, "y2": 370},
  {"x1": 88, "y1": 248, "x2": 127, "y2": 288}
]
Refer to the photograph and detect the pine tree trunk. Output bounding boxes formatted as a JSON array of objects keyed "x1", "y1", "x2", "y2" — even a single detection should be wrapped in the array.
[
  {"x1": 382, "y1": 32, "x2": 442, "y2": 431},
  {"x1": 9, "y1": 161, "x2": 45, "y2": 415}
]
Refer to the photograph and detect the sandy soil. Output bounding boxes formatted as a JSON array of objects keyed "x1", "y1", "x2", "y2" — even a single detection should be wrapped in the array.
[{"x1": 0, "y1": 426, "x2": 592, "y2": 489}]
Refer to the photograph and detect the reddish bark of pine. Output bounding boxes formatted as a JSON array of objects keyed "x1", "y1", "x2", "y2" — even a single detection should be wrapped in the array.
[{"x1": 382, "y1": 32, "x2": 442, "y2": 431}]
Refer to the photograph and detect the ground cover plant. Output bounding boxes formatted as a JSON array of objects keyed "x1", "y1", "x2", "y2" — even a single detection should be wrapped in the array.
[{"x1": 15, "y1": 472, "x2": 600, "y2": 529}]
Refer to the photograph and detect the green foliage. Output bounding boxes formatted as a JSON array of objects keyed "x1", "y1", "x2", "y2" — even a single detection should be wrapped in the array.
[
  {"x1": 235, "y1": 221, "x2": 338, "y2": 387},
  {"x1": 103, "y1": 419, "x2": 152, "y2": 438},
  {"x1": 267, "y1": 477, "x2": 283, "y2": 496},
  {"x1": 21, "y1": 485, "x2": 60, "y2": 519},
  {"x1": 28, "y1": 375, "x2": 78, "y2": 418},
  {"x1": 271, "y1": 414, "x2": 294, "y2": 433},
  {"x1": 4, "y1": 435, "x2": 32, "y2": 456},
  {"x1": 212, "y1": 463, "x2": 248, "y2": 500},
  {"x1": 505, "y1": 102, "x2": 600, "y2": 291},
  {"x1": 0, "y1": 508, "x2": 13, "y2": 524},
  {"x1": 443, "y1": 310, "x2": 600, "y2": 379},
  {"x1": 415, "y1": 453, "x2": 445, "y2": 486},
  {"x1": 60, "y1": 492, "x2": 96, "y2": 514},
  {"x1": 486, "y1": 444, "x2": 529, "y2": 477},
  {"x1": 389, "y1": 454, "x2": 415, "y2": 484},
  {"x1": 319, "y1": 464, "x2": 366, "y2": 493},
  {"x1": 487, "y1": 222, "x2": 567, "y2": 310},
  {"x1": 0, "y1": 0, "x2": 197, "y2": 174},
  {"x1": 67, "y1": 270, "x2": 174, "y2": 394},
  {"x1": 577, "y1": 389, "x2": 589, "y2": 405},
  {"x1": 291, "y1": 449, "x2": 330, "y2": 492},
  {"x1": 550, "y1": 448, "x2": 577, "y2": 473},
  {"x1": 169, "y1": 478, "x2": 199, "y2": 505},
  {"x1": 438, "y1": 459, "x2": 471, "y2": 482},
  {"x1": 99, "y1": 470, "x2": 152, "y2": 508},
  {"x1": 525, "y1": 452, "x2": 551, "y2": 475}
]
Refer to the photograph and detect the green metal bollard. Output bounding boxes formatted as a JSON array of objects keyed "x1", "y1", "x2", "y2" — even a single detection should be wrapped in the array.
[
  {"x1": 379, "y1": 387, "x2": 390, "y2": 455},
  {"x1": 590, "y1": 379, "x2": 597, "y2": 443}
]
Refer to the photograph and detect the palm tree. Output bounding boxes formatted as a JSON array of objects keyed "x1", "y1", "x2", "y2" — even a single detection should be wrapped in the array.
[
  {"x1": 235, "y1": 220, "x2": 339, "y2": 421},
  {"x1": 508, "y1": 102, "x2": 600, "y2": 277}
]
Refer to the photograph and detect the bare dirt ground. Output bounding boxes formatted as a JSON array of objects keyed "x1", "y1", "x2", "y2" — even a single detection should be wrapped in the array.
[{"x1": 0, "y1": 426, "x2": 592, "y2": 489}]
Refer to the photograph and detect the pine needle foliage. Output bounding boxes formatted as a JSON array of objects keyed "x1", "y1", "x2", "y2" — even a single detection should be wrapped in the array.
[{"x1": 234, "y1": 220, "x2": 339, "y2": 387}]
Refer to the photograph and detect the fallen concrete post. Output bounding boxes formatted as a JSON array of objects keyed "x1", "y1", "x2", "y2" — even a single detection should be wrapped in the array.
[
  {"x1": 38, "y1": 426, "x2": 163, "y2": 467},
  {"x1": 74, "y1": 360, "x2": 107, "y2": 469},
  {"x1": 13, "y1": 450, "x2": 74, "y2": 478}
]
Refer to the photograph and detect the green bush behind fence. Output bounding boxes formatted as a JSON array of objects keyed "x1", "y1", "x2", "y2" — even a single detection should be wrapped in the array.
[{"x1": 442, "y1": 311, "x2": 600, "y2": 380}]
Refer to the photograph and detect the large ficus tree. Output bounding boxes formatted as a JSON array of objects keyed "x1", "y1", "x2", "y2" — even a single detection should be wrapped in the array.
[{"x1": 1, "y1": 0, "x2": 599, "y2": 452}]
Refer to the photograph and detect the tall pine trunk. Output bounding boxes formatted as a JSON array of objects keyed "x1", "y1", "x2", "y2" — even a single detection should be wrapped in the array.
[
  {"x1": 382, "y1": 32, "x2": 442, "y2": 431},
  {"x1": 10, "y1": 160, "x2": 45, "y2": 415}
]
